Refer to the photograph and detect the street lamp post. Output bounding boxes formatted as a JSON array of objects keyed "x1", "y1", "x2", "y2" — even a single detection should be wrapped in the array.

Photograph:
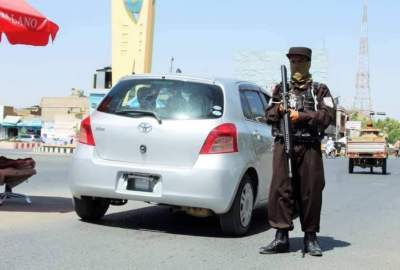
[{"x1": 169, "y1": 57, "x2": 174, "y2": 73}]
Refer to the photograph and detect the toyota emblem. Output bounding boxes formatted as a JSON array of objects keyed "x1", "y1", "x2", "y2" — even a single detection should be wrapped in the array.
[{"x1": 138, "y1": 122, "x2": 152, "y2": 133}]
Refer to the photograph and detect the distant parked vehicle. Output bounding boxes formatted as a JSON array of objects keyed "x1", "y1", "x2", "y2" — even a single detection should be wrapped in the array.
[
  {"x1": 346, "y1": 123, "x2": 388, "y2": 174},
  {"x1": 14, "y1": 134, "x2": 43, "y2": 143},
  {"x1": 70, "y1": 74, "x2": 274, "y2": 236}
]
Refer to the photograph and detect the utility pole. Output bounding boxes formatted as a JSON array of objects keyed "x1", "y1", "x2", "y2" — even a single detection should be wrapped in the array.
[
  {"x1": 353, "y1": 0, "x2": 372, "y2": 116},
  {"x1": 169, "y1": 57, "x2": 174, "y2": 73}
]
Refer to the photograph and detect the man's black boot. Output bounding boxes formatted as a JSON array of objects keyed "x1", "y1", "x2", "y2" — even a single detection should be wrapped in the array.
[
  {"x1": 259, "y1": 229, "x2": 289, "y2": 254},
  {"x1": 304, "y1": 232, "x2": 323, "y2": 257}
]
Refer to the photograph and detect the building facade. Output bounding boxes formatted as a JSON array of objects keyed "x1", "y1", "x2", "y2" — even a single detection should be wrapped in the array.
[
  {"x1": 0, "y1": 105, "x2": 16, "y2": 140},
  {"x1": 234, "y1": 49, "x2": 329, "y2": 92},
  {"x1": 336, "y1": 106, "x2": 348, "y2": 140},
  {"x1": 234, "y1": 49, "x2": 348, "y2": 140},
  {"x1": 40, "y1": 89, "x2": 88, "y2": 123},
  {"x1": 40, "y1": 89, "x2": 88, "y2": 143}
]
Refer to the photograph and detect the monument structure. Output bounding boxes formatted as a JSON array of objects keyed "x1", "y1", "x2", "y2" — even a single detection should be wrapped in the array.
[{"x1": 112, "y1": 0, "x2": 156, "y2": 85}]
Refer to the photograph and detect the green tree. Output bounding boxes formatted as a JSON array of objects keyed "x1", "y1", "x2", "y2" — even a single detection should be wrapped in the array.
[
  {"x1": 373, "y1": 117, "x2": 400, "y2": 144},
  {"x1": 388, "y1": 129, "x2": 400, "y2": 144}
]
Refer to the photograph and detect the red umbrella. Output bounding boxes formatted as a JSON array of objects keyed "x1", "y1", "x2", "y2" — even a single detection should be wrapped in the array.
[{"x1": 0, "y1": 0, "x2": 59, "y2": 46}]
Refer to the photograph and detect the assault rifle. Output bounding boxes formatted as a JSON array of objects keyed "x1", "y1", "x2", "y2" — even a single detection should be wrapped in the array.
[{"x1": 280, "y1": 65, "x2": 293, "y2": 178}]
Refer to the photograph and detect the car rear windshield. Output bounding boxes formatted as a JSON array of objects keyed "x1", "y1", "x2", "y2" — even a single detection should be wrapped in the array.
[{"x1": 97, "y1": 79, "x2": 224, "y2": 120}]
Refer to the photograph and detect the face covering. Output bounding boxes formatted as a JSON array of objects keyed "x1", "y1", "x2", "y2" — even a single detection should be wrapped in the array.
[{"x1": 290, "y1": 61, "x2": 311, "y2": 83}]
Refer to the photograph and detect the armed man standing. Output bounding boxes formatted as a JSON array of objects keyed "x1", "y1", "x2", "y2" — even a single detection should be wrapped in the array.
[{"x1": 259, "y1": 47, "x2": 336, "y2": 256}]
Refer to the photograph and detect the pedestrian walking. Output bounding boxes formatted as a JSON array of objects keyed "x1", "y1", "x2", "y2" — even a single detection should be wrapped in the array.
[
  {"x1": 394, "y1": 140, "x2": 400, "y2": 158},
  {"x1": 259, "y1": 47, "x2": 336, "y2": 256}
]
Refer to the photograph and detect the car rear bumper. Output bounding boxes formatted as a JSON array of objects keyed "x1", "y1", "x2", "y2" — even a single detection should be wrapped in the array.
[{"x1": 69, "y1": 144, "x2": 246, "y2": 214}]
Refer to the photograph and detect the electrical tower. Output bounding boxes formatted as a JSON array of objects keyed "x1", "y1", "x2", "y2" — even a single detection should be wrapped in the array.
[{"x1": 353, "y1": 0, "x2": 372, "y2": 115}]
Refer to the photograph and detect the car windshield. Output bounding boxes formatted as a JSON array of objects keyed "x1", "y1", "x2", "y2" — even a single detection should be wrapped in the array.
[{"x1": 98, "y1": 79, "x2": 224, "y2": 120}]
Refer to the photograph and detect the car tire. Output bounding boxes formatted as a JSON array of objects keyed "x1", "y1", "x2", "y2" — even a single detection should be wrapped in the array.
[
  {"x1": 219, "y1": 174, "x2": 255, "y2": 236},
  {"x1": 73, "y1": 196, "x2": 110, "y2": 221},
  {"x1": 382, "y1": 159, "x2": 387, "y2": 175},
  {"x1": 348, "y1": 159, "x2": 354, "y2": 174}
]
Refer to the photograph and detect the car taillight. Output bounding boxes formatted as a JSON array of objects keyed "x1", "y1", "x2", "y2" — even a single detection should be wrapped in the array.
[
  {"x1": 79, "y1": 116, "x2": 95, "y2": 146},
  {"x1": 200, "y1": 123, "x2": 238, "y2": 154}
]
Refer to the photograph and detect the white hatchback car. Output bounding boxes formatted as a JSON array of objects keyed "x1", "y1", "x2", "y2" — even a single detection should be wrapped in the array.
[
  {"x1": 70, "y1": 74, "x2": 273, "y2": 235},
  {"x1": 15, "y1": 134, "x2": 43, "y2": 142}
]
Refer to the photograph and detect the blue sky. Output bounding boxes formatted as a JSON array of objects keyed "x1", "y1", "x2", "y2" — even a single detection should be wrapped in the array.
[{"x1": 1, "y1": 0, "x2": 399, "y2": 119}]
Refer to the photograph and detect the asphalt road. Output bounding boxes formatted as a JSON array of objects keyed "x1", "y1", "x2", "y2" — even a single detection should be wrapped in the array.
[{"x1": 1, "y1": 150, "x2": 400, "y2": 270}]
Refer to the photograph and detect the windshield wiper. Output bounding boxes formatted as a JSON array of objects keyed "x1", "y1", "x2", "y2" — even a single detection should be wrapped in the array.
[{"x1": 116, "y1": 110, "x2": 162, "y2": 124}]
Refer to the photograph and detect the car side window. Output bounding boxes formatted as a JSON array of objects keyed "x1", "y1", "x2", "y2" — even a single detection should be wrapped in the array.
[
  {"x1": 239, "y1": 91, "x2": 252, "y2": 119},
  {"x1": 241, "y1": 90, "x2": 267, "y2": 123},
  {"x1": 260, "y1": 93, "x2": 271, "y2": 109}
]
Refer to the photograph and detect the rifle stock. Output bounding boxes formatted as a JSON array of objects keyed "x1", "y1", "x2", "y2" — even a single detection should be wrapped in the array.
[{"x1": 280, "y1": 65, "x2": 293, "y2": 178}]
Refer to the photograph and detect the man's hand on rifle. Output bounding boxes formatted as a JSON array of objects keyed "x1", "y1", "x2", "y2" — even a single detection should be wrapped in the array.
[
  {"x1": 278, "y1": 104, "x2": 300, "y2": 123},
  {"x1": 289, "y1": 109, "x2": 299, "y2": 123},
  {"x1": 278, "y1": 104, "x2": 284, "y2": 113}
]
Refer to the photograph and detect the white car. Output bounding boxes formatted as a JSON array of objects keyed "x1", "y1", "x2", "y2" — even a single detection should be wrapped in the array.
[
  {"x1": 14, "y1": 134, "x2": 43, "y2": 142},
  {"x1": 70, "y1": 74, "x2": 273, "y2": 235}
]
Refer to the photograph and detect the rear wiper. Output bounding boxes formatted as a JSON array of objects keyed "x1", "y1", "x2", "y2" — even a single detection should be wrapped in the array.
[{"x1": 116, "y1": 110, "x2": 162, "y2": 124}]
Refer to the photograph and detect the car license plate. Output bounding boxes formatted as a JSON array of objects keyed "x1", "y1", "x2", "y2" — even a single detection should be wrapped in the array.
[{"x1": 124, "y1": 174, "x2": 156, "y2": 192}]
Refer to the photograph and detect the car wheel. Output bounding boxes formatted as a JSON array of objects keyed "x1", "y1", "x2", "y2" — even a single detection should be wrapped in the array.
[
  {"x1": 219, "y1": 174, "x2": 255, "y2": 236},
  {"x1": 348, "y1": 159, "x2": 354, "y2": 174},
  {"x1": 382, "y1": 159, "x2": 387, "y2": 175},
  {"x1": 73, "y1": 196, "x2": 110, "y2": 221}
]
